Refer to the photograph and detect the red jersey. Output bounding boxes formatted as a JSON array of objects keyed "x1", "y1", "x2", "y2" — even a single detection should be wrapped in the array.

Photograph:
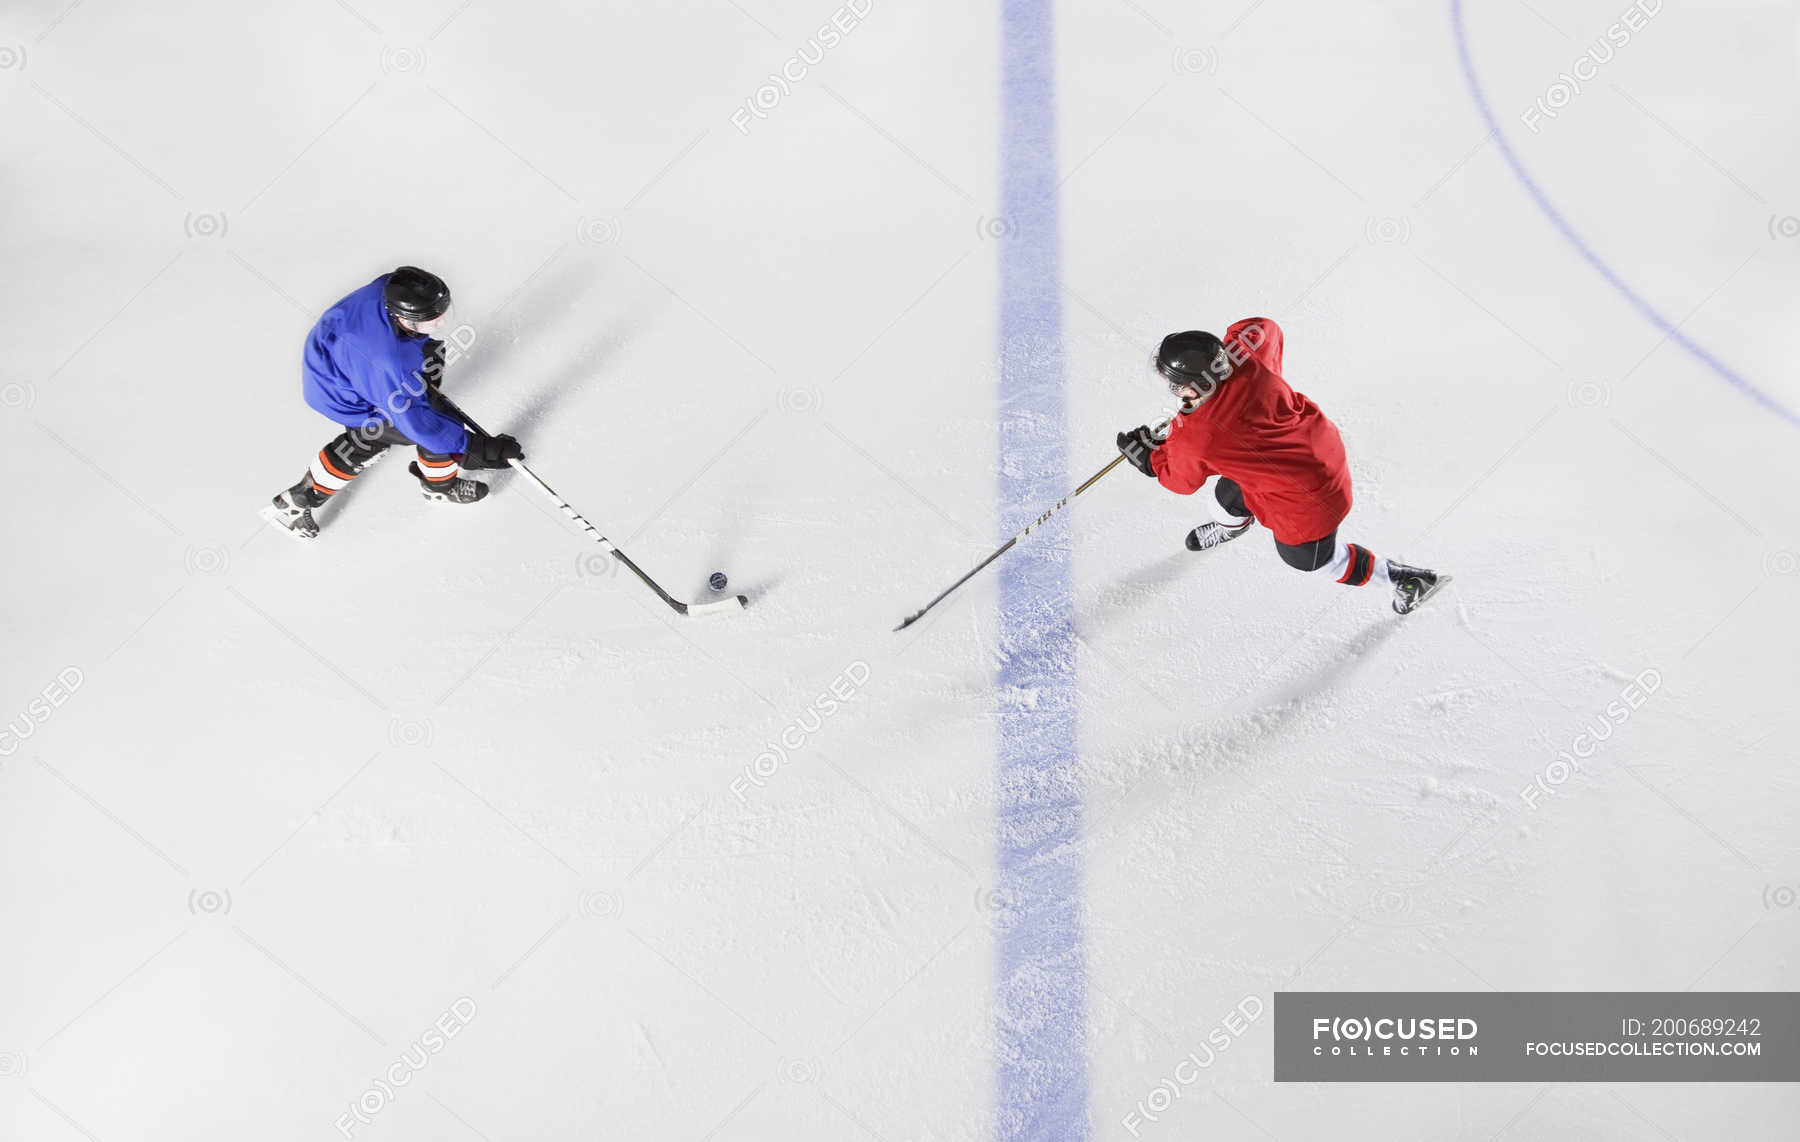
[{"x1": 1149, "y1": 317, "x2": 1352, "y2": 545}]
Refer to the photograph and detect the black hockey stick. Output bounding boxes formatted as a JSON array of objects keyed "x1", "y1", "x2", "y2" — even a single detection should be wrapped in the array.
[
  {"x1": 436, "y1": 393, "x2": 748, "y2": 617},
  {"x1": 894, "y1": 421, "x2": 1169, "y2": 632}
]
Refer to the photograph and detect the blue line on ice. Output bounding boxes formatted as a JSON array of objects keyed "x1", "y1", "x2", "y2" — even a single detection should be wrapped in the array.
[
  {"x1": 996, "y1": 2, "x2": 1089, "y2": 1139},
  {"x1": 1450, "y1": 0, "x2": 1797, "y2": 428}
]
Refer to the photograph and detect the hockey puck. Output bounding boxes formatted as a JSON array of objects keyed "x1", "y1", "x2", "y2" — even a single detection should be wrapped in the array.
[{"x1": 708, "y1": 572, "x2": 728, "y2": 591}]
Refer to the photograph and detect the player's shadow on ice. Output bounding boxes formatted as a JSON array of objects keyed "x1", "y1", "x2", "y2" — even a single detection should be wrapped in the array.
[
  {"x1": 1243, "y1": 617, "x2": 1402, "y2": 714},
  {"x1": 458, "y1": 256, "x2": 646, "y2": 442},
  {"x1": 509, "y1": 343, "x2": 626, "y2": 437},
  {"x1": 461, "y1": 254, "x2": 596, "y2": 389},
  {"x1": 1173, "y1": 618, "x2": 1403, "y2": 776},
  {"x1": 1085, "y1": 616, "x2": 1405, "y2": 854},
  {"x1": 1077, "y1": 551, "x2": 1191, "y2": 634}
]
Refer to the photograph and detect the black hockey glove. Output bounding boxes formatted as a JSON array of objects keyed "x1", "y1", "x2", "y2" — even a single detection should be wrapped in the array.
[
  {"x1": 421, "y1": 339, "x2": 447, "y2": 390},
  {"x1": 1116, "y1": 426, "x2": 1159, "y2": 477},
  {"x1": 461, "y1": 432, "x2": 525, "y2": 470}
]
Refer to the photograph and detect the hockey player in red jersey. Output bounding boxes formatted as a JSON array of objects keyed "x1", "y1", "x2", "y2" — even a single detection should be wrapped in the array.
[{"x1": 1116, "y1": 317, "x2": 1446, "y2": 614}]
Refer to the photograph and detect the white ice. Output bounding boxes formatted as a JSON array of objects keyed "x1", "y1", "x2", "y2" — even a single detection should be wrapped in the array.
[{"x1": 2, "y1": 0, "x2": 1797, "y2": 1139}]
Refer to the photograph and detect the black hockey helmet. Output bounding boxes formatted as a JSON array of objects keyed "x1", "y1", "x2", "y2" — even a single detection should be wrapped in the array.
[
  {"x1": 383, "y1": 266, "x2": 451, "y2": 324},
  {"x1": 1154, "y1": 330, "x2": 1230, "y2": 401}
]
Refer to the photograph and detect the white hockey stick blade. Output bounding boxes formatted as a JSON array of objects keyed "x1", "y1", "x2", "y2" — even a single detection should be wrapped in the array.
[{"x1": 686, "y1": 595, "x2": 749, "y2": 616}]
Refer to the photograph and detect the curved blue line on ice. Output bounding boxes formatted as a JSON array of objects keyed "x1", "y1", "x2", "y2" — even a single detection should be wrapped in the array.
[{"x1": 1450, "y1": 0, "x2": 1797, "y2": 427}]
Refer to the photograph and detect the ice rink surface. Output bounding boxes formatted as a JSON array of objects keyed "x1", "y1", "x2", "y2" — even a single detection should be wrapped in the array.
[{"x1": 2, "y1": 0, "x2": 1798, "y2": 1138}]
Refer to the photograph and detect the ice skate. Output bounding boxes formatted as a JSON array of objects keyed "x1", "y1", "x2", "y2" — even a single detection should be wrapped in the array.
[
  {"x1": 1184, "y1": 520, "x2": 1252, "y2": 552},
  {"x1": 1388, "y1": 561, "x2": 1449, "y2": 615},
  {"x1": 410, "y1": 461, "x2": 489, "y2": 504},
  {"x1": 262, "y1": 480, "x2": 324, "y2": 540}
]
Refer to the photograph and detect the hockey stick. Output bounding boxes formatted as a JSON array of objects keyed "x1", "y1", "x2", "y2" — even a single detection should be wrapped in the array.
[
  {"x1": 436, "y1": 394, "x2": 748, "y2": 617},
  {"x1": 893, "y1": 420, "x2": 1169, "y2": 631}
]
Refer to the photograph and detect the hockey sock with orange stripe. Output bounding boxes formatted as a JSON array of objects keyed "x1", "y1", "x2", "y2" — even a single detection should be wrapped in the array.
[
  {"x1": 307, "y1": 447, "x2": 358, "y2": 497},
  {"x1": 306, "y1": 430, "x2": 391, "y2": 498},
  {"x1": 414, "y1": 451, "x2": 461, "y2": 484}
]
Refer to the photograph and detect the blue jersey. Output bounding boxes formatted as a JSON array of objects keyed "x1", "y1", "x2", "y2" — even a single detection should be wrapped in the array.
[{"x1": 301, "y1": 275, "x2": 468, "y2": 455}]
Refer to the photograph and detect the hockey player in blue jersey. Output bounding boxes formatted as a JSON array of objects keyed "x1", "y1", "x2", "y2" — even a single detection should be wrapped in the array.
[{"x1": 264, "y1": 266, "x2": 525, "y2": 539}]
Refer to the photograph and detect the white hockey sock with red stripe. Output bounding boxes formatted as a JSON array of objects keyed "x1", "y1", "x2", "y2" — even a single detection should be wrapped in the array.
[{"x1": 1314, "y1": 541, "x2": 1384, "y2": 586}]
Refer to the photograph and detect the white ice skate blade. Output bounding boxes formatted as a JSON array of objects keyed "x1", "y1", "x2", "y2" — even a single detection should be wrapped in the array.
[
  {"x1": 260, "y1": 503, "x2": 317, "y2": 542},
  {"x1": 1399, "y1": 573, "x2": 1452, "y2": 614}
]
